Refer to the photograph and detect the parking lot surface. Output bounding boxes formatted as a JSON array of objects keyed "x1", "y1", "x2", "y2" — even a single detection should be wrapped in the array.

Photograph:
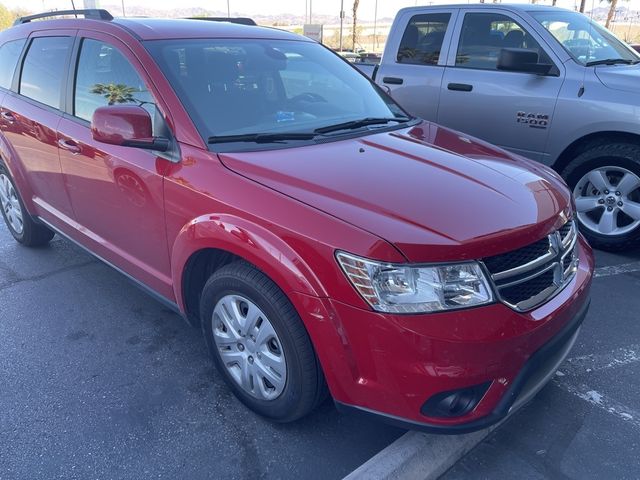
[
  {"x1": 1, "y1": 224, "x2": 639, "y2": 480},
  {"x1": 0, "y1": 227, "x2": 404, "y2": 480},
  {"x1": 444, "y1": 249, "x2": 640, "y2": 479}
]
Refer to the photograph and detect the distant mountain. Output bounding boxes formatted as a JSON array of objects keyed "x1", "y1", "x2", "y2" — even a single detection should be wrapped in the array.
[
  {"x1": 586, "y1": 5, "x2": 640, "y2": 22},
  {"x1": 102, "y1": 4, "x2": 392, "y2": 26}
]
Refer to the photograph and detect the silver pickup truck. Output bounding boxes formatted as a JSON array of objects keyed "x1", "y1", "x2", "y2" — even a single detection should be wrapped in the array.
[{"x1": 357, "y1": 4, "x2": 640, "y2": 250}]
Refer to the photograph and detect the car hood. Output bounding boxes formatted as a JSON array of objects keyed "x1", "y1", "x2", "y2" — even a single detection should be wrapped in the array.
[
  {"x1": 595, "y1": 64, "x2": 640, "y2": 93},
  {"x1": 218, "y1": 121, "x2": 572, "y2": 262}
]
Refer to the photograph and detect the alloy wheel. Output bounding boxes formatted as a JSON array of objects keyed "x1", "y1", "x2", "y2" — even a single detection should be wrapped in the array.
[
  {"x1": 0, "y1": 174, "x2": 24, "y2": 235},
  {"x1": 573, "y1": 166, "x2": 640, "y2": 236}
]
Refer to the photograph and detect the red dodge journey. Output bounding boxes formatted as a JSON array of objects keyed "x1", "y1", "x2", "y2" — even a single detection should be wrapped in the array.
[{"x1": 0, "y1": 10, "x2": 592, "y2": 432}]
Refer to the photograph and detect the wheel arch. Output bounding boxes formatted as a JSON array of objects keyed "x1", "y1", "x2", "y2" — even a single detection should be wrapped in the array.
[
  {"x1": 553, "y1": 131, "x2": 640, "y2": 176},
  {"x1": 172, "y1": 214, "x2": 328, "y2": 325},
  {"x1": 0, "y1": 131, "x2": 38, "y2": 214}
]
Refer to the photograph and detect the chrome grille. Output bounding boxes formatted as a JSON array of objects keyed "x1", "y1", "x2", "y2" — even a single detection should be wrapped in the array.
[{"x1": 483, "y1": 220, "x2": 579, "y2": 312}]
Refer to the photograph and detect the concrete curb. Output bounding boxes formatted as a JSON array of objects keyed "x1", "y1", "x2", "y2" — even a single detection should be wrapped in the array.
[{"x1": 343, "y1": 426, "x2": 499, "y2": 480}]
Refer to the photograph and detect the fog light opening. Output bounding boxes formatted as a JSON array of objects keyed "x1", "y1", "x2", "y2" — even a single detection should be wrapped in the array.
[{"x1": 421, "y1": 382, "x2": 492, "y2": 419}]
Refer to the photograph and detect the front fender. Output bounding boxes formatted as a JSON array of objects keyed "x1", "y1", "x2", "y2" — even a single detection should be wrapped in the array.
[
  {"x1": 0, "y1": 131, "x2": 36, "y2": 213},
  {"x1": 171, "y1": 213, "x2": 328, "y2": 312}
]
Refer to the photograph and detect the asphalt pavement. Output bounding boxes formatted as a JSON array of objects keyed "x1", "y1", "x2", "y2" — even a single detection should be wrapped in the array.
[
  {"x1": 1, "y1": 223, "x2": 639, "y2": 480},
  {"x1": 443, "y1": 248, "x2": 640, "y2": 479},
  {"x1": 0, "y1": 227, "x2": 404, "y2": 480}
]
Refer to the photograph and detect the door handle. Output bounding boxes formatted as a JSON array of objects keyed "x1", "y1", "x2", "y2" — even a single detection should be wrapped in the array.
[
  {"x1": 447, "y1": 83, "x2": 473, "y2": 92},
  {"x1": 0, "y1": 111, "x2": 15, "y2": 123},
  {"x1": 382, "y1": 77, "x2": 404, "y2": 85},
  {"x1": 58, "y1": 138, "x2": 81, "y2": 154}
]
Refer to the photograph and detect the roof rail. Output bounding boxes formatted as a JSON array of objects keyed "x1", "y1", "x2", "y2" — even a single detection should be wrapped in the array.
[
  {"x1": 186, "y1": 17, "x2": 257, "y2": 26},
  {"x1": 13, "y1": 9, "x2": 114, "y2": 26}
]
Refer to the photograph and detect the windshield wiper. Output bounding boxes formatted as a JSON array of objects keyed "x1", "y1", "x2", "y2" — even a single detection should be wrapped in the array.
[
  {"x1": 314, "y1": 116, "x2": 411, "y2": 135},
  {"x1": 207, "y1": 117, "x2": 413, "y2": 143},
  {"x1": 586, "y1": 58, "x2": 639, "y2": 67},
  {"x1": 208, "y1": 132, "x2": 316, "y2": 144}
]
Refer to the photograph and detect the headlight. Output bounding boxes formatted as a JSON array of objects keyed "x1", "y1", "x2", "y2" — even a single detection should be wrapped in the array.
[{"x1": 336, "y1": 252, "x2": 494, "y2": 314}]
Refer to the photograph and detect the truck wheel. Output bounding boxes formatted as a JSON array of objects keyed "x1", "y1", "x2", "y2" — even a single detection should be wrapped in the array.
[
  {"x1": 200, "y1": 261, "x2": 327, "y2": 422},
  {"x1": 563, "y1": 142, "x2": 640, "y2": 251},
  {"x1": 0, "y1": 163, "x2": 54, "y2": 247}
]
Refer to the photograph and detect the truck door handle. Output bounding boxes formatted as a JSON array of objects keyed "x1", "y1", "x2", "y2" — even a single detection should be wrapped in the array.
[
  {"x1": 383, "y1": 77, "x2": 404, "y2": 85},
  {"x1": 58, "y1": 138, "x2": 81, "y2": 154},
  {"x1": 448, "y1": 83, "x2": 473, "y2": 92},
  {"x1": 0, "y1": 111, "x2": 15, "y2": 123}
]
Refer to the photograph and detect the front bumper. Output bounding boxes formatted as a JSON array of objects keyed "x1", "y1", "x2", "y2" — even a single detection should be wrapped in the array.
[
  {"x1": 334, "y1": 297, "x2": 588, "y2": 433},
  {"x1": 290, "y1": 236, "x2": 593, "y2": 433}
]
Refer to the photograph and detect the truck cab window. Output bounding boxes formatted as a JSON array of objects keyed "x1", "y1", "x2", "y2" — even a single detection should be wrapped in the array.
[
  {"x1": 456, "y1": 13, "x2": 551, "y2": 70},
  {"x1": 397, "y1": 13, "x2": 451, "y2": 65}
]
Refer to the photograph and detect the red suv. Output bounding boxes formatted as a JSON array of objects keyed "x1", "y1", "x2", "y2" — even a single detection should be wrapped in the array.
[{"x1": 0, "y1": 10, "x2": 593, "y2": 432}]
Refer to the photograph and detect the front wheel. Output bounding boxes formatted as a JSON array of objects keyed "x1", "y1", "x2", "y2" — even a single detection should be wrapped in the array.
[
  {"x1": 200, "y1": 261, "x2": 327, "y2": 422},
  {"x1": 0, "y1": 163, "x2": 54, "y2": 247},
  {"x1": 563, "y1": 142, "x2": 640, "y2": 251}
]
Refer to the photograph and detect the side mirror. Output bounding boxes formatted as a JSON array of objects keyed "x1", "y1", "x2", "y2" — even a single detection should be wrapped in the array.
[
  {"x1": 497, "y1": 48, "x2": 553, "y2": 75},
  {"x1": 91, "y1": 105, "x2": 169, "y2": 152}
]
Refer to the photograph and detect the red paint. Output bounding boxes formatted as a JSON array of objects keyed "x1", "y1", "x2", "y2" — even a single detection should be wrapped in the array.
[
  {"x1": 91, "y1": 105, "x2": 153, "y2": 146},
  {"x1": 0, "y1": 17, "x2": 593, "y2": 430}
]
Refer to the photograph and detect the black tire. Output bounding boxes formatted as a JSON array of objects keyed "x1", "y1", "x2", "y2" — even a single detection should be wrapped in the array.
[
  {"x1": 200, "y1": 260, "x2": 327, "y2": 422},
  {"x1": 562, "y1": 142, "x2": 640, "y2": 251},
  {"x1": 0, "y1": 163, "x2": 54, "y2": 247}
]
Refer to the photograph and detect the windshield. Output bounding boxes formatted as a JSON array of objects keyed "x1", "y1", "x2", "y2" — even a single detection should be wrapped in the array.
[
  {"x1": 145, "y1": 39, "x2": 407, "y2": 149},
  {"x1": 531, "y1": 10, "x2": 639, "y2": 66}
]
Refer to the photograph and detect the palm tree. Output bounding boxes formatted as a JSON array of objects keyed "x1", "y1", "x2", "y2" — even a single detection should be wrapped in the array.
[
  {"x1": 352, "y1": 0, "x2": 359, "y2": 51},
  {"x1": 90, "y1": 83, "x2": 138, "y2": 105},
  {"x1": 605, "y1": 0, "x2": 618, "y2": 29}
]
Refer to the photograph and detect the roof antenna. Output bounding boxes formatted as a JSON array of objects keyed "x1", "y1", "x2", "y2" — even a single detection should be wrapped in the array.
[{"x1": 70, "y1": 0, "x2": 78, "y2": 17}]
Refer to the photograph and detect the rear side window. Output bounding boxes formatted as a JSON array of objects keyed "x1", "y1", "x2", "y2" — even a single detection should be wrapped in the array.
[
  {"x1": 455, "y1": 13, "x2": 550, "y2": 71},
  {"x1": 20, "y1": 36, "x2": 72, "y2": 109},
  {"x1": 74, "y1": 39, "x2": 157, "y2": 124},
  {"x1": 397, "y1": 13, "x2": 451, "y2": 65},
  {"x1": 0, "y1": 39, "x2": 26, "y2": 89}
]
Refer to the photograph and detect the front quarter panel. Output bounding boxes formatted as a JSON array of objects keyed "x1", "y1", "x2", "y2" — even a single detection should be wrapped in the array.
[
  {"x1": 546, "y1": 67, "x2": 640, "y2": 165},
  {"x1": 164, "y1": 144, "x2": 405, "y2": 313},
  {"x1": 171, "y1": 212, "x2": 327, "y2": 300}
]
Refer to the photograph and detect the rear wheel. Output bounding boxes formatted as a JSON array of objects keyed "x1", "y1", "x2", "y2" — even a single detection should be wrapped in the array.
[
  {"x1": 563, "y1": 143, "x2": 640, "y2": 251},
  {"x1": 200, "y1": 261, "x2": 327, "y2": 422},
  {"x1": 0, "y1": 163, "x2": 54, "y2": 247}
]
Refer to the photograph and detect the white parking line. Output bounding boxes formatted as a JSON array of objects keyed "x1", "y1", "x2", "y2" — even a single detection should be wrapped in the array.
[
  {"x1": 594, "y1": 261, "x2": 640, "y2": 278},
  {"x1": 553, "y1": 342, "x2": 640, "y2": 429},
  {"x1": 560, "y1": 344, "x2": 640, "y2": 375},
  {"x1": 555, "y1": 381, "x2": 640, "y2": 430}
]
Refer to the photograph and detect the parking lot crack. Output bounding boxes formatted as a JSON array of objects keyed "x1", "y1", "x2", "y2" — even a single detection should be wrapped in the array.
[{"x1": 0, "y1": 260, "x2": 97, "y2": 292}]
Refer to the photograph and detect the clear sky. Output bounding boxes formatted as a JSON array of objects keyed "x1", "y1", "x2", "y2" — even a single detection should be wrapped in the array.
[{"x1": 0, "y1": 0, "x2": 634, "y2": 22}]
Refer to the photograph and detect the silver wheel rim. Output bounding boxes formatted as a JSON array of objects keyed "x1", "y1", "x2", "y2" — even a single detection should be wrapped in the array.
[
  {"x1": 0, "y1": 173, "x2": 24, "y2": 235},
  {"x1": 212, "y1": 294, "x2": 287, "y2": 400},
  {"x1": 573, "y1": 166, "x2": 640, "y2": 236}
]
